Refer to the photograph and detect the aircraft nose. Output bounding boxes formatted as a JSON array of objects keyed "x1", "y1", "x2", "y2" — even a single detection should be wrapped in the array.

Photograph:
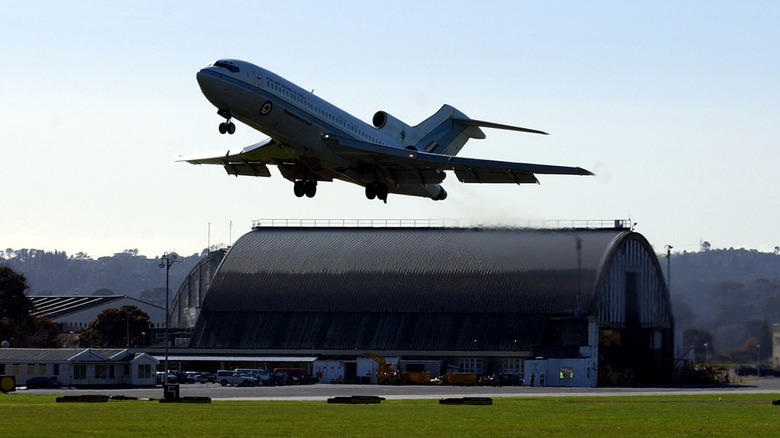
[{"x1": 196, "y1": 68, "x2": 228, "y2": 107}]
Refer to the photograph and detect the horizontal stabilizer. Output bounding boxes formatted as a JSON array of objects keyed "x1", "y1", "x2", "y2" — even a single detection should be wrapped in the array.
[{"x1": 451, "y1": 117, "x2": 549, "y2": 135}]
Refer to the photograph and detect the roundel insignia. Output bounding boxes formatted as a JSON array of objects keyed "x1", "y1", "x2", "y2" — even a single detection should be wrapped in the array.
[{"x1": 260, "y1": 101, "x2": 273, "y2": 116}]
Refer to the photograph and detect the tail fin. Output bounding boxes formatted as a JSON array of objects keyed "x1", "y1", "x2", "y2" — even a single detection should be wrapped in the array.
[
  {"x1": 412, "y1": 105, "x2": 483, "y2": 156},
  {"x1": 412, "y1": 105, "x2": 547, "y2": 156}
]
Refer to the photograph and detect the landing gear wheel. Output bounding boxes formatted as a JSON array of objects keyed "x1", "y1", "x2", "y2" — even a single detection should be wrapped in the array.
[
  {"x1": 218, "y1": 121, "x2": 236, "y2": 135},
  {"x1": 304, "y1": 180, "x2": 317, "y2": 198},
  {"x1": 365, "y1": 183, "x2": 387, "y2": 202},
  {"x1": 376, "y1": 183, "x2": 388, "y2": 202},
  {"x1": 293, "y1": 180, "x2": 305, "y2": 198},
  {"x1": 365, "y1": 183, "x2": 377, "y2": 200}
]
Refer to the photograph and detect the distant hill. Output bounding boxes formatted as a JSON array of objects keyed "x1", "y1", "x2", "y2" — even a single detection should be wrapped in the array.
[
  {"x1": 1, "y1": 249, "x2": 201, "y2": 306},
  {"x1": 665, "y1": 248, "x2": 780, "y2": 356},
  {"x1": 4, "y1": 245, "x2": 779, "y2": 359}
]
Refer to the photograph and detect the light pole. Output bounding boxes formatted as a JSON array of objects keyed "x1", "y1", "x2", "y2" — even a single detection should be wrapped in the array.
[
  {"x1": 704, "y1": 342, "x2": 709, "y2": 365},
  {"x1": 159, "y1": 252, "x2": 178, "y2": 384},
  {"x1": 664, "y1": 244, "x2": 673, "y2": 292},
  {"x1": 756, "y1": 344, "x2": 761, "y2": 377},
  {"x1": 575, "y1": 237, "x2": 582, "y2": 317}
]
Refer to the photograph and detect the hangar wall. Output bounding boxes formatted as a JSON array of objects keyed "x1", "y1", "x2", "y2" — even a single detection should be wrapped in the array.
[{"x1": 188, "y1": 226, "x2": 674, "y2": 385}]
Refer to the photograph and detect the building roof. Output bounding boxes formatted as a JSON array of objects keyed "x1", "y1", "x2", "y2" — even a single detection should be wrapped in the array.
[
  {"x1": 191, "y1": 226, "x2": 662, "y2": 353},
  {"x1": 204, "y1": 227, "x2": 625, "y2": 315},
  {"x1": 0, "y1": 348, "x2": 158, "y2": 364},
  {"x1": 30, "y1": 296, "x2": 163, "y2": 320}
]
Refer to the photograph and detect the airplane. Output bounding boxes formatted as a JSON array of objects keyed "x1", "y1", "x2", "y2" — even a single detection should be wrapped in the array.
[{"x1": 180, "y1": 59, "x2": 592, "y2": 202}]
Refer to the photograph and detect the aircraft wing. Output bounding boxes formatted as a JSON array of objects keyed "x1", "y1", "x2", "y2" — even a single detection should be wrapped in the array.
[
  {"x1": 177, "y1": 138, "x2": 280, "y2": 177},
  {"x1": 324, "y1": 134, "x2": 593, "y2": 185}
]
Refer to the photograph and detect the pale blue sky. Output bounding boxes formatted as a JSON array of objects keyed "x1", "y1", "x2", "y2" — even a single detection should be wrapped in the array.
[{"x1": 2, "y1": 1, "x2": 779, "y2": 257}]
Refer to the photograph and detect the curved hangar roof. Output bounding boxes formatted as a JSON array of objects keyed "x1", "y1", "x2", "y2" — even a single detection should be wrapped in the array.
[{"x1": 190, "y1": 227, "x2": 672, "y2": 352}]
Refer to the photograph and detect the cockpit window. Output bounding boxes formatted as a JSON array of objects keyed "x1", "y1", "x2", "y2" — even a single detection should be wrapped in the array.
[{"x1": 214, "y1": 61, "x2": 240, "y2": 73}]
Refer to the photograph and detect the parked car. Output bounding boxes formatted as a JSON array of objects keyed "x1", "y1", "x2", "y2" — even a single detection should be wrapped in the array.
[
  {"x1": 25, "y1": 376, "x2": 61, "y2": 389},
  {"x1": 273, "y1": 368, "x2": 316, "y2": 384},
  {"x1": 215, "y1": 370, "x2": 258, "y2": 387},
  {"x1": 194, "y1": 372, "x2": 215, "y2": 383},
  {"x1": 272, "y1": 371, "x2": 294, "y2": 386},
  {"x1": 235, "y1": 368, "x2": 272, "y2": 385}
]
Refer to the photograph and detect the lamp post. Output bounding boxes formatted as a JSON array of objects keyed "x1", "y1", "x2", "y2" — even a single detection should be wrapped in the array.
[
  {"x1": 756, "y1": 344, "x2": 761, "y2": 377},
  {"x1": 664, "y1": 244, "x2": 673, "y2": 292},
  {"x1": 159, "y1": 252, "x2": 178, "y2": 384}
]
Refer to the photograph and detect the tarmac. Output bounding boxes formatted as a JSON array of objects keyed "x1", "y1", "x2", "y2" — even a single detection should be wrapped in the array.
[{"x1": 15, "y1": 377, "x2": 780, "y2": 401}]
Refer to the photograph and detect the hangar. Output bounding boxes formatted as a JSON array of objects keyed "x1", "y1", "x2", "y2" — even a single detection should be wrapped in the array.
[{"x1": 184, "y1": 221, "x2": 674, "y2": 386}]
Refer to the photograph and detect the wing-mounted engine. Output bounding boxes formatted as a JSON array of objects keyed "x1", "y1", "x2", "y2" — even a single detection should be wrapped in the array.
[{"x1": 372, "y1": 111, "x2": 420, "y2": 148}]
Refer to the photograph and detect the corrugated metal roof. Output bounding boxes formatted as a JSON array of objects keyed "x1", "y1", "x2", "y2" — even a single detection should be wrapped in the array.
[
  {"x1": 30, "y1": 296, "x2": 164, "y2": 319},
  {"x1": 31, "y1": 296, "x2": 125, "y2": 319},
  {"x1": 190, "y1": 227, "x2": 635, "y2": 351},
  {"x1": 204, "y1": 227, "x2": 623, "y2": 315}
]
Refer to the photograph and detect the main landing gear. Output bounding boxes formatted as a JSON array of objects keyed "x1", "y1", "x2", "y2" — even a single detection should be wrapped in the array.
[
  {"x1": 365, "y1": 182, "x2": 388, "y2": 203},
  {"x1": 218, "y1": 120, "x2": 236, "y2": 134},
  {"x1": 293, "y1": 179, "x2": 317, "y2": 198}
]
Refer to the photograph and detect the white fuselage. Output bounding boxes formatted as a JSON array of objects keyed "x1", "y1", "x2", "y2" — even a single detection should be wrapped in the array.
[
  {"x1": 197, "y1": 61, "x2": 392, "y2": 174},
  {"x1": 196, "y1": 59, "x2": 452, "y2": 200}
]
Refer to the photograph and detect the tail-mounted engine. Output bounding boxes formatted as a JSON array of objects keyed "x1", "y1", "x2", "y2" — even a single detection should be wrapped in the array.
[{"x1": 372, "y1": 111, "x2": 418, "y2": 146}]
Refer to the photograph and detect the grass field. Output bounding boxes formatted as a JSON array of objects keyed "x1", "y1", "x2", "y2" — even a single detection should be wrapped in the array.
[{"x1": 2, "y1": 393, "x2": 779, "y2": 437}]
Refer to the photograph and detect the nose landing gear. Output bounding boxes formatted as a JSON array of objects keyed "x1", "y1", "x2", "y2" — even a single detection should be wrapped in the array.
[{"x1": 217, "y1": 109, "x2": 236, "y2": 134}]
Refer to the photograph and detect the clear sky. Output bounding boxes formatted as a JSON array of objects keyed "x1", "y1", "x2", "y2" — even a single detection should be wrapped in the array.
[{"x1": 2, "y1": 1, "x2": 779, "y2": 258}]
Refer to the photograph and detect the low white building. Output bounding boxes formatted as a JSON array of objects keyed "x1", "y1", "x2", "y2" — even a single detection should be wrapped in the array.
[{"x1": 0, "y1": 348, "x2": 159, "y2": 388}]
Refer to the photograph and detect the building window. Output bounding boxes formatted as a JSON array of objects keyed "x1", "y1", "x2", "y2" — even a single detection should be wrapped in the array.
[
  {"x1": 95, "y1": 365, "x2": 108, "y2": 379},
  {"x1": 53, "y1": 364, "x2": 59, "y2": 376},
  {"x1": 74, "y1": 364, "x2": 87, "y2": 380},
  {"x1": 39, "y1": 364, "x2": 47, "y2": 375},
  {"x1": 458, "y1": 358, "x2": 483, "y2": 374},
  {"x1": 502, "y1": 358, "x2": 523, "y2": 375},
  {"x1": 12, "y1": 364, "x2": 20, "y2": 374},
  {"x1": 559, "y1": 367, "x2": 574, "y2": 380},
  {"x1": 138, "y1": 364, "x2": 152, "y2": 379},
  {"x1": 27, "y1": 364, "x2": 35, "y2": 375}
]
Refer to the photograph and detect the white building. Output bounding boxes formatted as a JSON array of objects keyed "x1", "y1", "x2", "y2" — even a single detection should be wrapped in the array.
[{"x1": 0, "y1": 348, "x2": 159, "y2": 388}]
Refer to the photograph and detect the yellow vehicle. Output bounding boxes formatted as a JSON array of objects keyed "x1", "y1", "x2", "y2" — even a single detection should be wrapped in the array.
[
  {"x1": 365, "y1": 354, "x2": 432, "y2": 385},
  {"x1": 443, "y1": 372, "x2": 477, "y2": 386},
  {"x1": 400, "y1": 363, "x2": 431, "y2": 384},
  {"x1": 365, "y1": 354, "x2": 401, "y2": 385}
]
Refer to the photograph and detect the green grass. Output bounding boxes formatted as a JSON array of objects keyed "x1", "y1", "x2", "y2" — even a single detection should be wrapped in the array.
[{"x1": 2, "y1": 393, "x2": 779, "y2": 437}]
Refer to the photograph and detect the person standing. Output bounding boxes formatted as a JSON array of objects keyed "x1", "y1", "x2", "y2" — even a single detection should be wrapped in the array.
[
  {"x1": 540, "y1": 372, "x2": 545, "y2": 387},
  {"x1": 530, "y1": 372, "x2": 535, "y2": 387}
]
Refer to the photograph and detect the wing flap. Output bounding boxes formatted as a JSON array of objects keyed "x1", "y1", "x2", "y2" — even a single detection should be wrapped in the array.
[
  {"x1": 454, "y1": 168, "x2": 539, "y2": 184},
  {"x1": 324, "y1": 134, "x2": 592, "y2": 185},
  {"x1": 223, "y1": 161, "x2": 272, "y2": 177},
  {"x1": 178, "y1": 138, "x2": 280, "y2": 178}
]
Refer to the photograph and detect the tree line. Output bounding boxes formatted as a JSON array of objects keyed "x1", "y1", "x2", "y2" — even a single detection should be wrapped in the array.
[
  {"x1": 669, "y1": 246, "x2": 780, "y2": 363},
  {"x1": 3, "y1": 245, "x2": 780, "y2": 363},
  {"x1": 1, "y1": 248, "x2": 201, "y2": 304}
]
